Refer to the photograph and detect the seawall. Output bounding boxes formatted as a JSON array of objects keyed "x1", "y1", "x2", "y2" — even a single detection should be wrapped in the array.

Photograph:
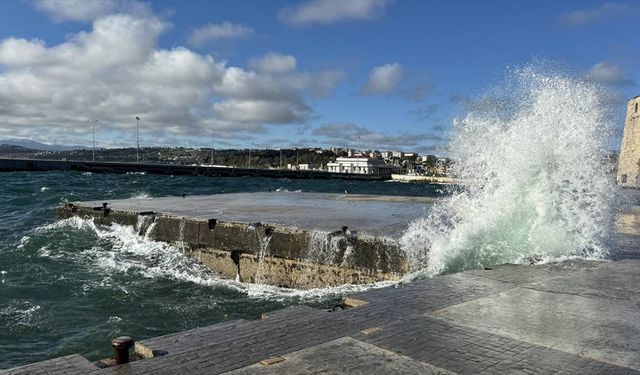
[
  {"x1": 56, "y1": 192, "x2": 430, "y2": 288},
  {"x1": 0, "y1": 158, "x2": 390, "y2": 181}
]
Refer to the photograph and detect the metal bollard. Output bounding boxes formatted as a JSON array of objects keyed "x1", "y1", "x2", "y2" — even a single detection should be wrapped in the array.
[{"x1": 111, "y1": 336, "x2": 134, "y2": 365}]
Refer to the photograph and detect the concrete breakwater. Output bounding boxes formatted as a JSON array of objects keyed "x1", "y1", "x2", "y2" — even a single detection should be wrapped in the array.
[
  {"x1": 57, "y1": 192, "x2": 432, "y2": 288},
  {"x1": 0, "y1": 158, "x2": 390, "y2": 181}
]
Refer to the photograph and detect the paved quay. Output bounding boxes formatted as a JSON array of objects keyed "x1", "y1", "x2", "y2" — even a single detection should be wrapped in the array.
[{"x1": 4, "y1": 259, "x2": 639, "y2": 374}]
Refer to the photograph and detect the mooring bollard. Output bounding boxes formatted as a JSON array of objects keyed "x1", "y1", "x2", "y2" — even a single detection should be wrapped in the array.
[{"x1": 111, "y1": 336, "x2": 134, "y2": 365}]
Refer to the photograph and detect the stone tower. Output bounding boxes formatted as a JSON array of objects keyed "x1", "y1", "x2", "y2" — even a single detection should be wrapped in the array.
[{"x1": 617, "y1": 96, "x2": 640, "y2": 187}]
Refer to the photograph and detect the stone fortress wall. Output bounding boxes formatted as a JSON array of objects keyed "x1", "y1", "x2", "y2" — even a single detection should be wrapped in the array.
[{"x1": 617, "y1": 96, "x2": 640, "y2": 187}]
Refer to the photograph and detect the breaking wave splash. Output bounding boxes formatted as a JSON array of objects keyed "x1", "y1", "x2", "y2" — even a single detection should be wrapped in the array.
[{"x1": 401, "y1": 67, "x2": 617, "y2": 277}]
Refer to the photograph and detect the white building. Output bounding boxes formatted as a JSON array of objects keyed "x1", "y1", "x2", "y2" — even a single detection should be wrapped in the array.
[{"x1": 327, "y1": 157, "x2": 395, "y2": 176}]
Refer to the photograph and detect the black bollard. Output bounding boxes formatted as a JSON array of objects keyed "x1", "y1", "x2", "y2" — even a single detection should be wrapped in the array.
[{"x1": 111, "y1": 336, "x2": 134, "y2": 365}]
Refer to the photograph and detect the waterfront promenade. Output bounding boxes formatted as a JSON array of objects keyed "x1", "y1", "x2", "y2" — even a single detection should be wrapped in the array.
[{"x1": 4, "y1": 259, "x2": 639, "y2": 374}]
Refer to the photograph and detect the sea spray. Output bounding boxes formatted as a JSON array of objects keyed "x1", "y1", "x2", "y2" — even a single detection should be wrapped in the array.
[
  {"x1": 401, "y1": 68, "x2": 616, "y2": 277},
  {"x1": 252, "y1": 227, "x2": 273, "y2": 285}
]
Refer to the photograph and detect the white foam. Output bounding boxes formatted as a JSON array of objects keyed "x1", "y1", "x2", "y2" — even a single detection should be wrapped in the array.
[
  {"x1": 401, "y1": 67, "x2": 616, "y2": 278},
  {"x1": 34, "y1": 217, "x2": 384, "y2": 300},
  {"x1": 131, "y1": 192, "x2": 152, "y2": 199}
]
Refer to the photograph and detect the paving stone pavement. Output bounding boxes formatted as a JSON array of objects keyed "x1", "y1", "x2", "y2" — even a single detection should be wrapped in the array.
[
  {"x1": 4, "y1": 259, "x2": 640, "y2": 375},
  {"x1": 0, "y1": 355, "x2": 98, "y2": 375}
]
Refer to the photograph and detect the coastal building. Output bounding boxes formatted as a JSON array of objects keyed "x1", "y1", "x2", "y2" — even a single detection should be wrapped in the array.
[
  {"x1": 327, "y1": 157, "x2": 395, "y2": 176},
  {"x1": 617, "y1": 96, "x2": 640, "y2": 187},
  {"x1": 297, "y1": 163, "x2": 320, "y2": 170}
]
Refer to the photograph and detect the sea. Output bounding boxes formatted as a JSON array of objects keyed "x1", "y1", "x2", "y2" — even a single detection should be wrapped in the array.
[{"x1": 0, "y1": 171, "x2": 446, "y2": 369}]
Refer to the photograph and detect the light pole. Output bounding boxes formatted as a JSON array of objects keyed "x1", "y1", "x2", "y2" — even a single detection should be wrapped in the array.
[
  {"x1": 279, "y1": 136, "x2": 283, "y2": 169},
  {"x1": 211, "y1": 130, "x2": 214, "y2": 165},
  {"x1": 92, "y1": 120, "x2": 97, "y2": 162},
  {"x1": 135, "y1": 116, "x2": 140, "y2": 163}
]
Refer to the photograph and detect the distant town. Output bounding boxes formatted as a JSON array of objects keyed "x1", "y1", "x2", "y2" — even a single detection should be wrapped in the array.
[{"x1": 0, "y1": 142, "x2": 452, "y2": 179}]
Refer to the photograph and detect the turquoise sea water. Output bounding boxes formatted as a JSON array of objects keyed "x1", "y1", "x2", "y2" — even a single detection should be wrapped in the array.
[{"x1": 0, "y1": 171, "x2": 445, "y2": 369}]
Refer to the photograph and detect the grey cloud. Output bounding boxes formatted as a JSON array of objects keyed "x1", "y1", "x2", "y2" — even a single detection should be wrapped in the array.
[
  {"x1": 361, "y1": 63, "x2": 430, "y2": 101},
  {"x1": 362, "y1": 63, "x2": 403, "y2": 95},
  {"x1": 559, "y1": 2, "x2": 638, "y2": 27},
  {"x1": 33, "y1": 0, "x2": 151, "y2": 22},
  {"x1": 311, "y1": 123, "x2": 444, "y2": 150},
  {"x1": 586, "y1": 61, "x2": 636, "y2": 86},
  {"x1": 213, "y1": 99, "x2": 310, "y2": 124},
  {"x1": 188, "y1": 22, "x2": 254, "y2": 47},
  {"x1": 249, "y1": 52, "x2": 296, "y2": 74},
  {"x1": 279, "y1": 0, "x2": 391, "y2": 27}
]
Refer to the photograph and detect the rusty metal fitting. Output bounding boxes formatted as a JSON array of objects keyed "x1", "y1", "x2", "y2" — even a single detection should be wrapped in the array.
[
  {"x1": 264, "y1": 226, "x2": 274, "y2": 237},
  {"x1": 111, "y1": 336, "x2": 134, "y2": 365}
]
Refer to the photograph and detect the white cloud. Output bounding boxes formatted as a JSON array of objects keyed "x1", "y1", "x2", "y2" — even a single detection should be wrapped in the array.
[
  {"x1": 0, "y1": 14, "x2": 343, "y2": 145},
  {"x1": 188, "y1": 22, "x2": 254, "y2": 46},
  {"x1": 249, "y1": 52, "x2": 297, "y2": 74},
  {"x1": 362, "y1": 63, "x2": 403, "y2": 95},
  {"x1": 587, "y1": 61, "x2": 635, "y2": 86},
  {"x1": 33, "y1": 0, "x2": 151, "y2": 22},
  {"x1": 559, "y1": 3, "x2": 638, "y2": 27},
  {"x1": 279, "y1": 0, "x2": 391, "y2": 27}
]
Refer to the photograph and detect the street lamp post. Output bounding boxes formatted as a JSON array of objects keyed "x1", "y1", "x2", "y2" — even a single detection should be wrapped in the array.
[
  {"x1": 214, "y1": 130, "x2": 216, "y2": 165},
  {"x1": 135, "y1": 116, "x2": 140, "y2": 163},
  {"x1": 92, "y1": 120, "x2": 97, "y2": 162}
]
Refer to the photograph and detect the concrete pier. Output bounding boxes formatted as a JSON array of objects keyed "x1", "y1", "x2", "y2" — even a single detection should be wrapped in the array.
[
  {"x1": 0, "y1": 158, "x2": 390, "y2": 181},
  {"x1": 57, "y1": 192, "x2": 433, "y2": 288},
  {"x1": 4, "y1": 259, "x2": 639, "y2": 374}
]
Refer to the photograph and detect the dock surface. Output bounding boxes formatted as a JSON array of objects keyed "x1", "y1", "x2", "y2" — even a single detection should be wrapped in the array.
[
  {"x1": 78, "y1": 192, "x2": 432, "y2": 238},
  {"x1": 5, "y1": 259, "x2": 639, "y2": 374}
]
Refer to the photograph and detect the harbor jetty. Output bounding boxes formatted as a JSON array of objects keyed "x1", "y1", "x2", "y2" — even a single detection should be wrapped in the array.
[
  {"x1": 4, "y1": 259, "x2": 639, "y2": 374},
  {"x1": 0, "y1": 158, "x2": 390, "y2": 181},
  {"x1": 57, "y1": 192, "x2": 432, "y2": 288}
]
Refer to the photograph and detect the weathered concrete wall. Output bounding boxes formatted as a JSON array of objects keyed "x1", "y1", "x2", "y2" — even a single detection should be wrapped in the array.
[
  {"x1": 617, "y1": 96, "x2": 640, "y2": 187},
  {"x1": 57, "y1": 204, "x2": 407, "y2": 288}
]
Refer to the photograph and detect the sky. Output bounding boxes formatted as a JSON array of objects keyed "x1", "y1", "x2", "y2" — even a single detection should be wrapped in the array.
[{"x1": 0, "y1": 0, "x2": 638, "y2": 153}]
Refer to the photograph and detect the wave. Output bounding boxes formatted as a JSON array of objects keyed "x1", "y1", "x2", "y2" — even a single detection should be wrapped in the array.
[
  {"x1": 33, "y1": 217, "x2": 386, "y2": 301},
  {"x1": 401, "y1": 67, "x2": 617, "y2": 278}
]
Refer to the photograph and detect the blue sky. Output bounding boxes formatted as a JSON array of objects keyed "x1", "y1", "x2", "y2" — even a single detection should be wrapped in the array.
[{"x1": 0, "y1": 0, "x2": 637, "y2": 153}]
